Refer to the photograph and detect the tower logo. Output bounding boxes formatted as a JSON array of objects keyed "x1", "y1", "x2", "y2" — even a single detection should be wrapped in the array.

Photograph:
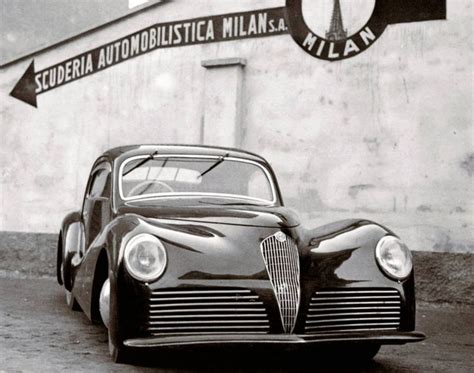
[
  {"x1": 285, "y1": 0, "x2": 446, "y2": 61},
  {"x1": 325, "y1": 0, "x2": 348, "y2": 41}
]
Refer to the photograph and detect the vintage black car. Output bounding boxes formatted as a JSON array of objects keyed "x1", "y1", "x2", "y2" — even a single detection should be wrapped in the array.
[{"x1": 57, "y1": 144, "x2": 424, "y2": 363}]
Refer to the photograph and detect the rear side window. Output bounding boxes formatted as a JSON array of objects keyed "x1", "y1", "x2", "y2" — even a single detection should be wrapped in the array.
[{"x1": 88, "y1": 169, "x2": 109, "y2": 198}]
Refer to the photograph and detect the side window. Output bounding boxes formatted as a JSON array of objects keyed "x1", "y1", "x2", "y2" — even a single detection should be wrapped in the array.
[{"x1": 88, "y1": 169, "x2": 110, "y2": 198}]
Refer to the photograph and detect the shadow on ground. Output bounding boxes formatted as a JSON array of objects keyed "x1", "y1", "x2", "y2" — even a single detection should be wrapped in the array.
[{"x1": 128, "y1": 346, "x2": 385, "y2": 372}]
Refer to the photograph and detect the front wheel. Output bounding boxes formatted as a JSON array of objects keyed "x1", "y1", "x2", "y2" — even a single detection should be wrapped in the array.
[
  {"x1": 100, "y1": 278, "x2": 134, "y2": 364},
  {"x1": 108, "y1": 334, "x2": 133, "y2": 364}
]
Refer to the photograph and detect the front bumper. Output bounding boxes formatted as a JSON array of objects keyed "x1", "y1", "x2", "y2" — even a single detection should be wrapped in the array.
[{"x1": 124, "y1": 330, "x2": 426, "y2": 349}]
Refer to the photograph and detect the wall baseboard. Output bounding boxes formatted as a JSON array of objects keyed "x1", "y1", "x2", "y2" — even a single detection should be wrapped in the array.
[{"x1": 1, "y1": 231, "x2": 472, "y2": 305}]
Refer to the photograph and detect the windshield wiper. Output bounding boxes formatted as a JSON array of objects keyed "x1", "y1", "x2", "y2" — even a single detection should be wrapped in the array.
[
  {"x1": 220, "y1": 202, "x2": 270, "y2": 206},
  {"x1": 123, "y1": 150, "x2": 159, "y2": 176},
  {"x1": 198, "y1": 201, "x2": 268, "y2": 206},
  {"x1": 198, "y1": 153, "x2": 230, "y2": 178}
]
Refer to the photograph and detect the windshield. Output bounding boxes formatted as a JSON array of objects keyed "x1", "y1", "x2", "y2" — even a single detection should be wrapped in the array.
[{"x1": 119, "y1": 156, "x2": 276, "y2": 203}]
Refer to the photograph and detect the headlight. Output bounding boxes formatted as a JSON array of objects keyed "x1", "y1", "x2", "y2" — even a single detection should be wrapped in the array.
[
  {"x1": 375, "y1": 236, "x2": 413, "y2": 280},
  {"x1": 124, "y1": 234, "x2": 167, "y2": 282}
]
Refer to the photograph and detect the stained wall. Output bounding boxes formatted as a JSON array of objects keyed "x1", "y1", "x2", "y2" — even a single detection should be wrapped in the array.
[{"x1": 0, "y1": 0, "x2": 472, "y2": 252}]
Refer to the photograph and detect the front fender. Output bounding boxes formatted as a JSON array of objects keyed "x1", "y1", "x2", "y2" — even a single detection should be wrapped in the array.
[
  {"x1": 296, "y1": 219, "x2": 416, "y2": 331},
  {"x1": 299, "y1": 219, "x2": 395, "y2": 285},
  {"x1": 98, "y1": 215, "x2": 151, "y2": 347},
  {"x1": 71, "y1": 214, "x2": 144, "y2": 324}
]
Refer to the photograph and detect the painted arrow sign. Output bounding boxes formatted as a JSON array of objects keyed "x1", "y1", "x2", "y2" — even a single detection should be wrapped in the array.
[
  {"x1": 10, "y1": 7, "x2": 289, "y2": 108},
  {"x1": 10, "y1": 1, "x2": 446, "y2": 108}
]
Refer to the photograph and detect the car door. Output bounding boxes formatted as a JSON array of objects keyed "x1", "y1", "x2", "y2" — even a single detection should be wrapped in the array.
[{"x1": 82, "y1": 162, "x2": 112, "y2": 250}]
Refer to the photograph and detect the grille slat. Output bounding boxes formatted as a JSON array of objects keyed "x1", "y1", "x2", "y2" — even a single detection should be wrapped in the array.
[
  {"x1": 150, "y1": 302, "x2": 264, "y2": 308},
  {"x1": 313, "y1": 290, "x2": 398, "y2": 295},
  {"x1": 147, "y1": 288, "x2": 269, "y2": 336},
  {"x1": 149, "y1": 325, "x2": 270, "y2": 331},
  {"x1": 310, "y1": 295, "x2": 399, "y2": 301},
  {"x1": 306, "y1": 327, "x2": 399, "y2": 333},
  {"x1": 260, "y1": 233, "x2": 300, "y2": 333},
  {"x1": 310, "y1": 301, "x2": 400, "y2": 306},
  {"x1": 150, "y1": 314, "x2": 268, "y2": 319},
  {"x1": 306, "y1": 322, "x2": 400, "y2": 329},
  {"x1": 152, "y1": 290, "x2": 252, "y2": 295},
  {"x1": 306, "y1": 317, "x2": 400, "y2": 324},
  {"x1": 149, "y1": 320, "x2": 269, "y2": 325},
  {"x1": 308, "y1": 311, "x2": 400, "y2": 318},
  {"x1": 305, "y1": 288, "x2": 401, "y2": 334},
  {"x1": 151, "y1": 296, "x2": 259, "y2": 301},
  {"x1": 150, "y1": 308, "x2": 266, "y2": 314},
  {"x1": 308, "y1": 306, "x2": 400, "y2": 312}
]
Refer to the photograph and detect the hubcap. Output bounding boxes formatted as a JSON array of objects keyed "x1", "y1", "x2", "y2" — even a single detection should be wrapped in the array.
[{"x1": 99, "y1": 279, "x2": 110, "y2": 329}]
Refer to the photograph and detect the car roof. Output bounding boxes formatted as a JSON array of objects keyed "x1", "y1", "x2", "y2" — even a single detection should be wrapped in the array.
[{"x1": 101, "y1": 144, "x2": 268, "y2": 163}]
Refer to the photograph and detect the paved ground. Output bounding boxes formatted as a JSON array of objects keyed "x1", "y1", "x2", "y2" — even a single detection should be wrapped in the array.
[{"x1": 0, "y1": 276, "x2": 473, "y2": 373}]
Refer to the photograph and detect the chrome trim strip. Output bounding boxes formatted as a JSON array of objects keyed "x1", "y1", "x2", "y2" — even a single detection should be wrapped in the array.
[{"x1": 118, "y1": 154, "x2": 277, "y2": 203}]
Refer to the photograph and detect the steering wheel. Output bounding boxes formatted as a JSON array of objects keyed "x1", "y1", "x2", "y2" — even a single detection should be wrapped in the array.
[{"x1": 127, "y1": 180, "x2": 174, "y2": 197}]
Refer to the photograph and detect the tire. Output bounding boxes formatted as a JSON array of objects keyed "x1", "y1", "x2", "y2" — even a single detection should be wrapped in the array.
[
  {"x1": 65, "y1": 288, "x2": 81, "y2": 311},
  {"x1": 101, "y1": 278, "x2": 134, "y2": 364},
  {"x1": 61, "y1": 258, "x2": 80, "y2": 311},
  {"x1": 109, "y1": 334, "x2": 133, "y2": 364}
]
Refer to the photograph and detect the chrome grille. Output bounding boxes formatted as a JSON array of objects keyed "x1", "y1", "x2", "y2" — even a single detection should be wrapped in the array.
[
  {"x1": 147, "y1": 289, "x2": 269, "y2": 335},
  {"x1": 304, "y1": 288, "x2": 401, "y2": 334},
  {"x1": 260, "y1": 232, "x2": 300, "y2": 333}
]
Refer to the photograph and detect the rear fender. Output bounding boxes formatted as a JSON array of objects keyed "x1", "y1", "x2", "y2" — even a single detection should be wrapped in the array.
[
  {"x1": 58, "y1": 212, "x2": 85, "y2": 291},
  {"x1": 57, "y1": 212, "x2": 81, "y2": 285}
]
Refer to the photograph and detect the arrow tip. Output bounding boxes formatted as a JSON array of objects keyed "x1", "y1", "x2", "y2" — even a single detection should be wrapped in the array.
[{"x1": 10, "y1": 60, "x2": 38, "y2": 108}]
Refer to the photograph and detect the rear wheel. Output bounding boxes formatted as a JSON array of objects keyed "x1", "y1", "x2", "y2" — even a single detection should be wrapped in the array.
[
  {"x1": 65, "y1": 288, "x2": 81, "y2": 311},
  {"x1": 61, "y1": 261, "x2": 80, "y2": 311}
]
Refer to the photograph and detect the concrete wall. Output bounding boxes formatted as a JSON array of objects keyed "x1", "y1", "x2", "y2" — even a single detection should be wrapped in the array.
[{"x1": 0, "y1": 0, "x2": 472, "y2": 253}]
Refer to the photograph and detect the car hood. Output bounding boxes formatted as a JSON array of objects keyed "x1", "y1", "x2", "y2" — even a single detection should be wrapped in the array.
[{"x1": 118, "y1": 201, "x2": 300, "y2": 228}]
